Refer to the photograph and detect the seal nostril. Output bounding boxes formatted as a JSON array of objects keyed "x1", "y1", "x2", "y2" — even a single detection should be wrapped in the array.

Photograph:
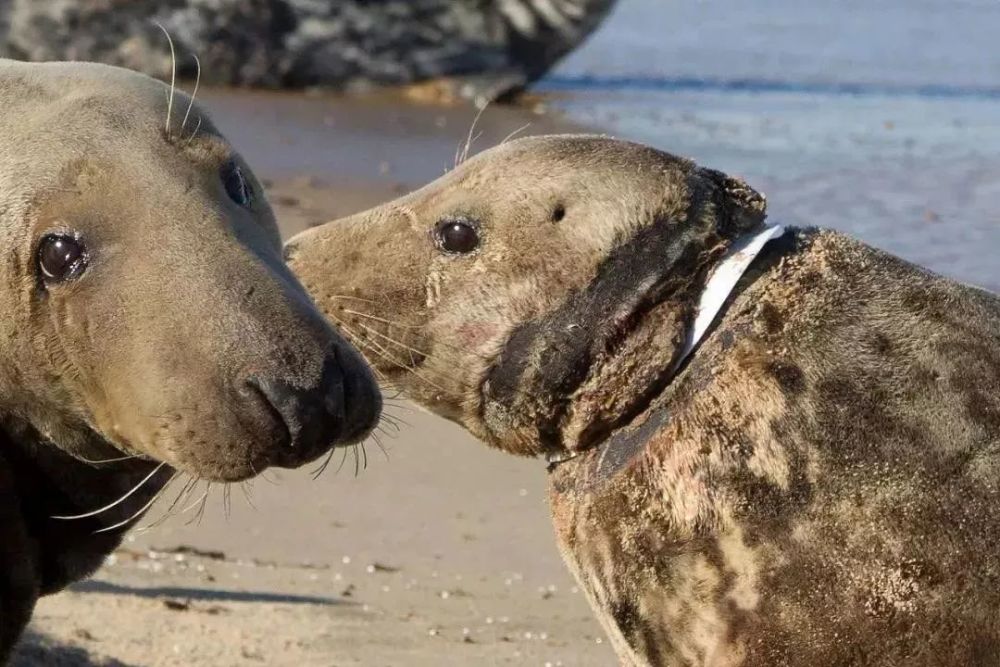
[
  {"x1": 243, "y1": 377, "x2": 295, "y2": 449},
  {"x1": 242, "y1": 358, "x2": 350, "y2": 468}
]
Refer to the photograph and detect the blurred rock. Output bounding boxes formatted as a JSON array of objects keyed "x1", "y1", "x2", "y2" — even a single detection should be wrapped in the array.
[{"x1": 0, "y1": 0, "x2": 618, "y2": 103}]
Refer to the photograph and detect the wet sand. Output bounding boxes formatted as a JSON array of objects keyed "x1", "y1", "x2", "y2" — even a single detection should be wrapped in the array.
[{"x1": 13, "y1": 89, "x2": 618, "y2": 667}]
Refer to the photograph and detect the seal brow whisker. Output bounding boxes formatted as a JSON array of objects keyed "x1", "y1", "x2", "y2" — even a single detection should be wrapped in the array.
[
  {"x1": 184, "y1": 115, "x2": 203, "y2": 146},
  {"x1": 499, "y1": 122, "x2": 532, "y2": 147},
  {"x1": 52, "y1": 462, "x2": 166, "y2": 520},
  {"x1": 93, "y1": 470, "x2": 181, "y2": 534},
  {"x1": 181, "y1": 53, "x2": 201, "y2": 134},
  {"x1": 153, "y1": 21, "x2": 178, "y2": 137},
  {"x1": 457, "y1": 101, "x2": 491, "y2": 167}
]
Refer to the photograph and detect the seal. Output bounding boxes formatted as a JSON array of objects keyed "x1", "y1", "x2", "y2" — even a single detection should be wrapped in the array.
[
  {"x1": 1, "y1": 0, "x2": 618, "y2": 103},
  {"x1": 0, "y1": 59, "x2": 381, "y2": 662},
  {"x1": 286, "y1": 135, "x2": 1000, "y2": 666}
]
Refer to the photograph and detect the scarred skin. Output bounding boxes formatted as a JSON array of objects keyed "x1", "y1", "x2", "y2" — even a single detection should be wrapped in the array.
[
  {"x1": 0, "y1": 60, "x2": 381, "y2": 662},
  {"x1": 286, "y1": 135, "x2": 1000, "y2": 666}
]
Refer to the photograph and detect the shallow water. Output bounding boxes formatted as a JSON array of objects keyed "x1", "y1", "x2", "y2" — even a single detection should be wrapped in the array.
[{"x1": 549, "y1": 0, "x2": 1000, "y2": 290}]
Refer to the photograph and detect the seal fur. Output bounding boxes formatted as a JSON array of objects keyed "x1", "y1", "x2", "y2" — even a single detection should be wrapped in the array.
[
  {"x1": 0, "y1": 59, "x2": 380, "y2": 662},
  {"x1": 286, "y1": 135, "x2": 1000, "y2": 666}
]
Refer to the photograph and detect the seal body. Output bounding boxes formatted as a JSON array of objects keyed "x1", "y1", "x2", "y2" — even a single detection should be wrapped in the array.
[
  {"x1": 286, "y1": 135, "x2": 1000, "y2": 666},
  {"x1": 0, "y1": 59, "x2": 380, "y2": 662},
  {"x1": 0, "y1": 0, "x2": 617, "y2": 102},
  {"x1": 548, "y1": 229, "x2": 1000, "y2": 666}
]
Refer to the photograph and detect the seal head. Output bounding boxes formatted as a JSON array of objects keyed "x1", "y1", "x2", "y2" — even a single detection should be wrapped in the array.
[
  {"x1": 0, "y1": 59, "x2": 381, "y2": 482},
  {"x1": 286, "y1": 135, "x2": 765, "y2": 457}
]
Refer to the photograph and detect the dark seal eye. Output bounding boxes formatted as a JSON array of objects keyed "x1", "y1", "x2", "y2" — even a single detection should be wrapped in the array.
[
  {"x1": 37, "y1": 234, "x2": 88, "y2": 283},
  {"x1": 222, "y1": 161, "x2": 253, "y2": 207},
  {"x1": 435, "y1": 218, "x2": 480, "y2": 254}
]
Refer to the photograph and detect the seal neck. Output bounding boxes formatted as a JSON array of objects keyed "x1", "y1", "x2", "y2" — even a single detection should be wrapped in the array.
[{"x1": 545, "y1": 223, "x2": 787, "y2": 466}]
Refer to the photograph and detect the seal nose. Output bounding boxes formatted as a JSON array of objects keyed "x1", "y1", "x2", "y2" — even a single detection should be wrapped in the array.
[{"x1": 244, "y1": 352, "x2": 379, "y2": 468}]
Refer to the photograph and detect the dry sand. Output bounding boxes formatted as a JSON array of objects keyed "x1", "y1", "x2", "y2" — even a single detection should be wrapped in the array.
[{"x1": 12, "y1": 90, "x2": 618, "y2": 667}]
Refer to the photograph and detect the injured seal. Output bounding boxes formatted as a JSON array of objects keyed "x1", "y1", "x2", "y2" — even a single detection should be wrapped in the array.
[
  {"x1": 0, "y1": 59, "x2": 380, "y2": 662},
  {"x1": 287, "y1": 135, "x2": 1000, "y2": 666}
]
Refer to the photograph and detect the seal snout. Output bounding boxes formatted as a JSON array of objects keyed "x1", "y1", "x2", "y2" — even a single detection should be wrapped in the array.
[{"x1": 241, "y1": 347, "x2": 381, "y2": 469}]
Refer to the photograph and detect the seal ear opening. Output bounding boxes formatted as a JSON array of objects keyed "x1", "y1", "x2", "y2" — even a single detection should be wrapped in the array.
[{"x1": 700, "y1": 168, "x2": 768, "y2": 236}]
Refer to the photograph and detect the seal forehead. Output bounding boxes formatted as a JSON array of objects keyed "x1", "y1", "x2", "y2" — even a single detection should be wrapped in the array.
[{"x1": 0, "y1": 59, "x2": 205, "y2": 153}]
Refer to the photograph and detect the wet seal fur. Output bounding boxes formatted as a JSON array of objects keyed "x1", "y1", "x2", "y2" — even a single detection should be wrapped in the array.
[
  {"x1": 0, "y1": 59, "x2": 380, "y2": 662},
  {"x1": 287, "y1": 135, "x2": 1000, "y2": 666}
]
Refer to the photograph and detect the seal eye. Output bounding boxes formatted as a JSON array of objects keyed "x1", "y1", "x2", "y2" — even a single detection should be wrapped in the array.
[
  {"x1": 435, "y1": 218, "x2": 480, "y2": 254},
  {"x1": 37, "y1": 234, "x2": 88, "y2": 283},
  {"x1": 222, "y1": 161, "x2": 253, "y2": 207}
]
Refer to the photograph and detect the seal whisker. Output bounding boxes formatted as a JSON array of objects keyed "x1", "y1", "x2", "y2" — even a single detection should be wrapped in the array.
[
  {"x1": 379, "y1": 413, "x2": 407, "y2": 432},
  {"x1": 240, "y1": 481, "x2": 258, "y2": 511},
  {"x1": 329, "y1": 315, "x2": 458, "y2": 395},
  {"x1": 93, "y1": 470, "x2": 181, "y2": 534},
  {"x1": 349, "y1": 321, "x2": 491, "y2": 394},
  {"x1": 153, "y1": 22, "x2": 178, "y2": 137},
  {"x1": 180, "y1": 53, "x2": 201, "y2": 134},
  {"x1": 457, "y1": 101, "x2": 492, "y2": 167},
  {"x1": 52, "y1": 462, "x2": 166, "y2": 520},
  {"x1": 184, "y1": 115, "x2": 203, "y2": 146},
  {"x1": 346, "y1": 310, "x2": 493, "y2": 361},
  {"x1": 371, "y1": 432, "x2": 390, "y2": 461},
  {"x1": 186, "y1": 483, "x2": 212, "y2": 526},
  {"x1": 499, "y1": 122, "x2": 532, "y2": 146},
  {"x1": 311, "y1": 447, "x2": 337, "y2": 480},
  {"x1": 76, "y1": 452, "x2": 143, "y2": 465},
  {"x1": 340, "y1": 308, "x2": 424, "y2": 330},
  {"x1": 222, "y1": 483, "x2": 232, "y2": 520},
  {"x1": 135, "y1": 475, "x2": 199, "y2": 532},
  {"x1": 335, "y1": 446, "x2": 351, "y2": 475},
  {"x1": 180, "y1": 482, "x2": 210, "y2": 516},
  {"x1": 324, "y1": 294, "x2": 382, "y2": 305}
]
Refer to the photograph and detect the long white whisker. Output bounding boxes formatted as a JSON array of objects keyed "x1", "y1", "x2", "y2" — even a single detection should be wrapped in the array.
[
  {"x1": 154, "y1": 21, "x2": 177, "y2": 136},
  {"x1": 184, "y1": 115, "x2": 203, "y2": 146},
  {"x1": 52, "y1": 462, "x2": 166, "y2": 520},
  {"x1": 134, "y1": 476, "x2": 199, "y2": 532},
  {"x1": 181, "y1": 54, "x2": 201, "y2": 133},
  {"x1": 93, "y1": 471, "x2": 180, "y2": 534},
  {"x1": 76, "y1": 452, "x2": 142, "y2": 465},
  {"x1": 500, "y1": 122, "x2": 532, "y2": 146},
  {"x1": 457, "y1": 101, "x2": 491, "y2": 167}
]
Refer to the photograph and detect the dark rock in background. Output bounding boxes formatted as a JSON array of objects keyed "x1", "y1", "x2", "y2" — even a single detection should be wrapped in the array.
[{"x1": 0, "y1": 0, "x2": 618, "y2": 102}]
